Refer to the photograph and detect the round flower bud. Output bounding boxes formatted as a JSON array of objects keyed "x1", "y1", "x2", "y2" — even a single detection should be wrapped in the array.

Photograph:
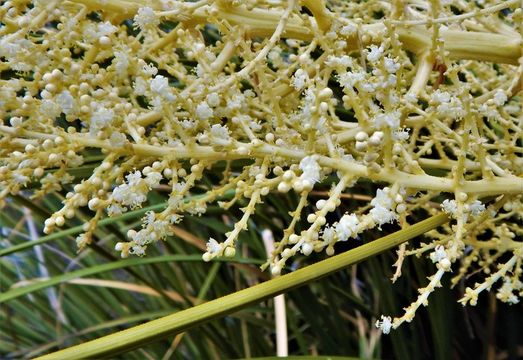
[
  {"x1": 277, "y1": 181, "x2": 291, "y2": 193},
  {"x1": 289, "y1": 234, "x2": 300, "y2": 244},
  {"x1": 224, "y1": 247, "x2": 236, "y2": 257},
  {"x1": 301, "y1": 242, "x2": 313, "y2": 256},
  {"x1": 355, "y1": 131, "x2": 368, "y2": 142},
  {"x1": 55, "y1": 215, "x2": 65, "y2": 227},
  {"x1": 307, "y1": 213, "x2": 316, "y2": 223},
  {"x1": 316, "y1": 199, "x2": 326, "y2": 210}
]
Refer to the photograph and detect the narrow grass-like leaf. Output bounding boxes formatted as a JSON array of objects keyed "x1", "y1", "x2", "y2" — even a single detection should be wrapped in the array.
[{"x1": 0, "y1": 255, "x2": 263, "y2": 303}]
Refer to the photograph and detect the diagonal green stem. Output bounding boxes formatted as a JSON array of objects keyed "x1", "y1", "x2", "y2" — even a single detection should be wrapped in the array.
[{"x1": 36, "y1": 213, "x2": 449, "y2": 360}]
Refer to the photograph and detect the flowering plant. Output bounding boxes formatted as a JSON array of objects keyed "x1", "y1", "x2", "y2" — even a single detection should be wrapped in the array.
[{"x1": 0, "y1": 0, "x2": 522, "y2": 352}]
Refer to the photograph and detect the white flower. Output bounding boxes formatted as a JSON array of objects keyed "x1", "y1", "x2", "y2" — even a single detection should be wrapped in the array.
[
  {"x1": 371, "y1": 188, "x2": 394, "y2": 210},
  {"x1": 369, "y1": 188, "x2": 398, "y2": 226},
  {"x1": 322, "y1": 226, "x2": 336, "y2": 243},
  {"x1": 13, "y1": 173, "x2": 30, "y2": 185},
  {"x1": 114, "y1": 51, "x2": 129, "y2": 76},
  {"x1": 338, "y1": 71, "x2": 365, "y2": 88},
  {"x1": 359, "y1": 82, "x2": 376, "y2": 93},
  {"x1": 206, "y1": 238, "x2": 221, "y2": 254},
  {"x1": 196, "y1": 101, "x2": 213, "y2": 120},
  {"x1": 97, "y1": 22, "x2": 117, "y2": 37},
  {"x1": 107, "y1": 204, "x2": 125, "y2": 216},
  {"x1": 430, "y1": 245, "x2": 448, "y2": 263},
  {"x1": 325, "y1": 55, "x2": 352, "y2": 68},
  {"x1": 109, "y1": 132, "x2": 126, "y2": 147},
  {"x1": 384, "y1": 57, "x2": 400, "y2": 73},
  {"x1": 493, "y1": 89, "x2": 507, "y2": 106},
  {"x1": 393, "y1": 128, "x2": 410, "y2": 141},
  {"x1": 291, "y1": 68, "x2": 309, "y2": 90},
  {"x1": 142, "y1": 63, "x2": 158, "y2": 77},
  {"x1": 110, "y1": 171, "x2": 152, "y2": 209},
  {"x1": 130, "y1": 244, "x2": 146, "y2": 256},
  {"x1": 126, "y1": 171, "x2": 143, "y2": 186},
  {"x1": 145, "y1": 171, "x2": 162, "y2": 187},
  {"x1": 373, "y1": 111, "x2": 400, "y2": 129},
  {"x1": 210, "y1": 124, "x2": 230, "y2": 141},
  {"x1": 206, "y1": 92, "x2": 221, "y2": 107},
  {"x1": 431, "y1": 89, "x2": 451, "y2": 104},
  {"x1": 441, "y1": 199, "x2": 457, "y2": 215},
  {"x1": 90, "y1": 107, "x2": 114, "y2": 134},
  {"x1": 227, "y1": 93, "x2": 245, "y2": 111},
  {"x1": 366, "y1": 45, "x2": 384, "y2": 63},
  {"x1": 468, "y1": 200, "x2": 485, "y2": 217},
  {"x1": 431, "y1": 90, "x2": 465, "y2": 118},
  {"x1": 56, "y1": 90, "x2": 74, "y2": 114},
  {"x1": 335, "y1": 214, "x2": 359, "y2": 241},
  {"x1": 375, "y1": 315, "x2": 392, "y2": 334},
  {"x1": 40, "y1": 99, "x2": 61, "y2": 119},
  {"x1": 134, "y1": 7, "x2": 159, "y2": 30},
  {"x1": 370, "y1": 205, "x2": 398, "y2": 226},
  {"x1": 150, "y1": 75, "x2": 169, "y2": 94},
  {"x1": 340, "y1": 23, "x2": 357, "y2": 35},
  {"x1": 299, "y1": 155, "x2": 321, "y2": 184}
]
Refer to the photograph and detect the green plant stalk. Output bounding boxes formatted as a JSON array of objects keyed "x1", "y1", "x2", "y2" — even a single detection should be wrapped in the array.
[{"x1": 36, "y1": 212, "x2": 449, "y2": 360}]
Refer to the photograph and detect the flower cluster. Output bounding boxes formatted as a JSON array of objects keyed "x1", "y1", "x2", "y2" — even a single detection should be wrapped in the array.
[{"x1": 0, "y1": 0, "x2": 521, "y2": 335}]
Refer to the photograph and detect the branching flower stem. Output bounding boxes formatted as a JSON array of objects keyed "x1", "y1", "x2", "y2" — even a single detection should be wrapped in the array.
[{"x1": 2, "y1": 125, "x2": 521, "y2": 195}]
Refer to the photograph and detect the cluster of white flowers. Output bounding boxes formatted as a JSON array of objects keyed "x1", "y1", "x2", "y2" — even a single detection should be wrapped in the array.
[
  {"x1": 196, "y1": 101, "x2": 214, "y2": 120},
  {"x1": 373, "y1": 111, "x2": 400, "y2": 129},
  {"x1": 492, "y1": 89, "x2": 507, "y2": 106},
  {"x1": 369, "y1": 188, "x2": 399, "y2": 227},
  {"x1": 115, "y1": 211, "x2": 174, "y2": 257},
  {"x1": 325, "y1": 55, "x2": 353, "y2": 68},
  {"x1": 338, "y1": 70, "x2": 366, "y2": 89},
  {"x1": 291, "y1": 69, "x2": 309, "y2": 90},
  {"x1": 298, "y1": 155, "x2": 321, "y2": 188},
  {"x1": 441, "y1": 198, "x2": 485, "y2": 221},
  {"x1": 431, "y1": 89, "x2": 466, "y2": 118},
  {"x1": 209, "y1": 124, "x2": 231, "y2": 143},
  {"x1": 339, "y1": 23, "x2": 357, "y2": 36},
  {"x1": 1, "y1": 0, "x2": 521, "y2": 340},
  {"x1": 113, "y1": 50, "x2": 130, "y2": 77},
  {"x1": 89, "y1": 106, "x2": 115, "y2": 135},
  {"x1": 366, "y1": 45, "x2": 384, "y2": 63},
  {"x1": 384, "y1": 57, "x2": 400, "y2": 74},
  {"x1": 335, "y1": 213, "x2": 359, "y2": 241},
  {"x1": 430, "y1": 245, "x2": 452, "y2": 271},
  {"x1": 56, "y1": 90, "x2": 75, "y2": 115},
  {"x1": 108, "y1": 170, "x2": 162, "y2": 215}
]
